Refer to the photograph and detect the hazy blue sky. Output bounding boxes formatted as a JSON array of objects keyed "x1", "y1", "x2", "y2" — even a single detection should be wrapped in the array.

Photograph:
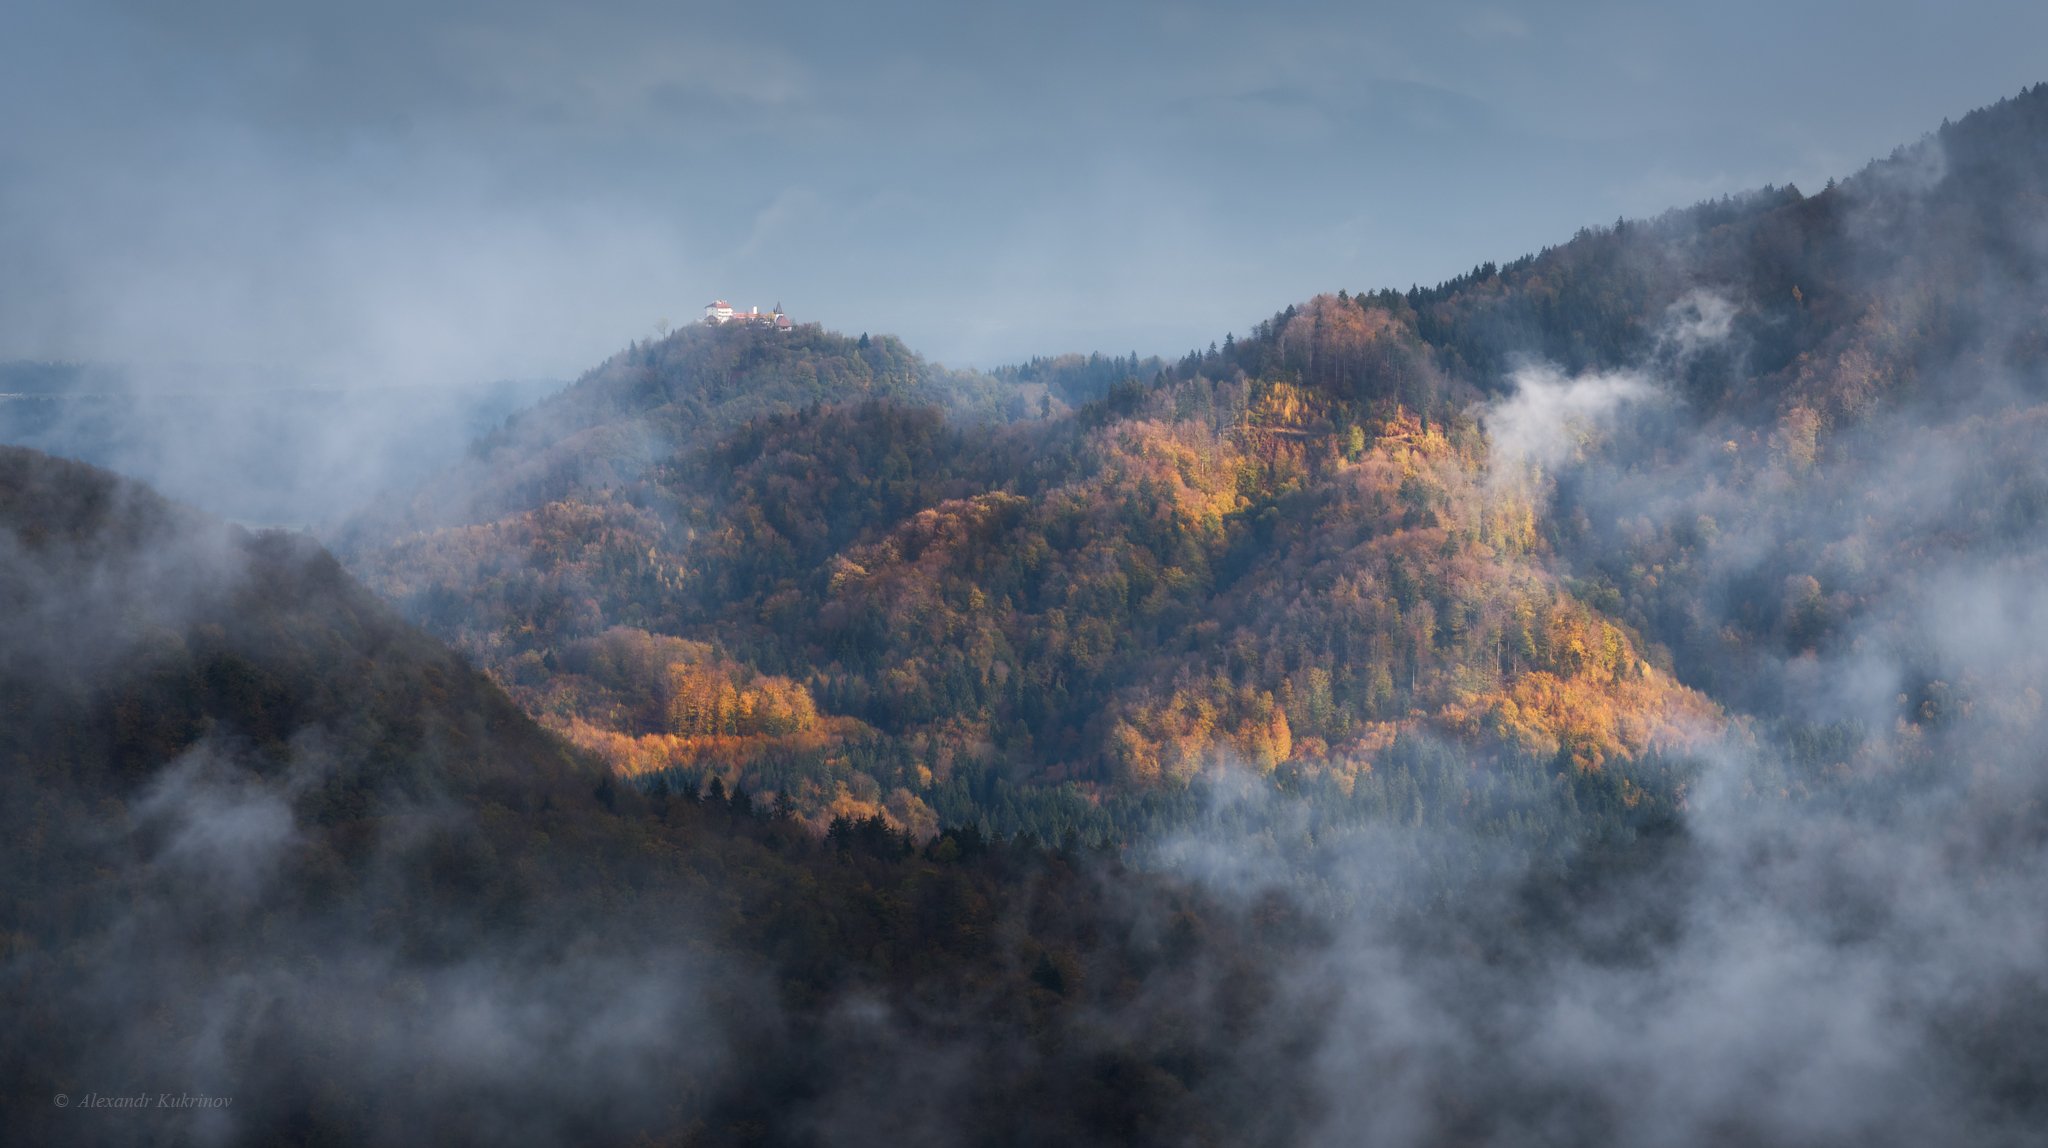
[{"x1": 4, "y1": 0, "x2": 2046, "y2": 380}]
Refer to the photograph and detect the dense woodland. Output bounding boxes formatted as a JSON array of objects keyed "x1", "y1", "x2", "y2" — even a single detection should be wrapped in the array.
[
  {"x1": 0, "y1": 448, "x2": 1340, "y2": 1145},
  {"x1": 3, "y1": 447, "x2": 1706, "y2": 1145},
  {"x1": 342, "y1": 86, "x2": 2048, "y2": 848},
  {"x1": 10, "y1": 84, "x2": 2048, "y2": 1147}
]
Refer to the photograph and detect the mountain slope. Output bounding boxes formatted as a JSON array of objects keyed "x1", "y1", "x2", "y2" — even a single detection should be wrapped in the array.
[
  {"x1": 0, "y1": 447, "x2": 1340, "y2": 1147},
  {"x1": 341, "y1": 321, "x2": 1709, "y2": 840},
  {"x1": 340, "y1": 86, "x2": 2048, "y2": 844}
]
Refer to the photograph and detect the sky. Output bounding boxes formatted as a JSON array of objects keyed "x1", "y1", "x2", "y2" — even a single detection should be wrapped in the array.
[{"x1": 3, "y1": 0, "x2": 2046, "y2": 381}]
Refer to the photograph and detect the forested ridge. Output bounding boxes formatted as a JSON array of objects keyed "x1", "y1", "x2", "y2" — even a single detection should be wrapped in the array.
[
  {"x1": 11, "y1": 83, "x2": 2048, "y2": 1148},
  {"x1": 343, "y1": 85, "x2": 2048, "y2": 847}
]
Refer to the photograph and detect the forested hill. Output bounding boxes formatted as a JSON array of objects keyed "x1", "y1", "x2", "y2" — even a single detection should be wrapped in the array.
[
  {"x1": 335, "y1": 323, "x2": 1022, "y2": 546},
  {"x1": 337, "y1": 84, "x2": 2048, "y2": 844},
  {"x1": 0, "y1": 446, "x2": 1343, "y2": 1146},
  {"x1": 0, "y1": 446, "x2": 587, "y2": 799}
]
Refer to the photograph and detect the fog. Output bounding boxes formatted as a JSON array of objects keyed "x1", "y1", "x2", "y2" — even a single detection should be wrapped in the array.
[
  {"x1": 0, "y1": 365, "x2": 560, "y2": 525},
  {"x1": 6, "y1": 0, "x2": 2048, "y2": 372},
  {"x1": 0, "y1": 471, "x2": 746, "y2": 1146},
  {"x1": 1116, "y1": 157, "x2": 2048, "y2": 1146},
  {"x1": 46, "y1": 739, "x2": 737, "y2": 1147},
  {"x1": 6, "y1": 5, "x2": 2048, "y2": 1144}
]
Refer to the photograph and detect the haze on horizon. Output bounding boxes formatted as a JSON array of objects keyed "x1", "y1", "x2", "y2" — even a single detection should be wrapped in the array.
[{"x1": 3, "y1": 0, "x2": 2045, "y2": 383}]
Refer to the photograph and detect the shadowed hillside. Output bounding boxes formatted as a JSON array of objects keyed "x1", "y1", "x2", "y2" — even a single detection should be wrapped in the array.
[{"x1": 0, "y1": 447, "x2": 1341, "y2": 1147}]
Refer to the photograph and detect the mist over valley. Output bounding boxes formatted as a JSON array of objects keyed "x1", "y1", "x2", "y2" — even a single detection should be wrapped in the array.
[{"x1": 6, "y1": 6, "x2": 2048, "y2": 1144}]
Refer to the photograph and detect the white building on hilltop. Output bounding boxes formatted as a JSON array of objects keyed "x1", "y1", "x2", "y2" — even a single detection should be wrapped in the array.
[{"x1": 703, "y1": 300, "x2": 793, "y2": 330}]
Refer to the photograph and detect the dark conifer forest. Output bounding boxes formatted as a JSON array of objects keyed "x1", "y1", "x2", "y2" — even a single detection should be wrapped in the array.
[{"x1": 8, "y1": 82, "x2": 2048, "y2": 1147}]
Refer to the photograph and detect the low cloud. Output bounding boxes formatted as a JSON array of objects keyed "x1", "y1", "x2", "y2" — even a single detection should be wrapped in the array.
[
  {"x1": 1660, "y1": 288, "x2": 1739, "y2": 359},
  {"x1": 130, "y1": 744, "x2": 302, "y2": 901},
  {"x1": 1484, "y1": 362, "x2": 1655, "y2": 471}
]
